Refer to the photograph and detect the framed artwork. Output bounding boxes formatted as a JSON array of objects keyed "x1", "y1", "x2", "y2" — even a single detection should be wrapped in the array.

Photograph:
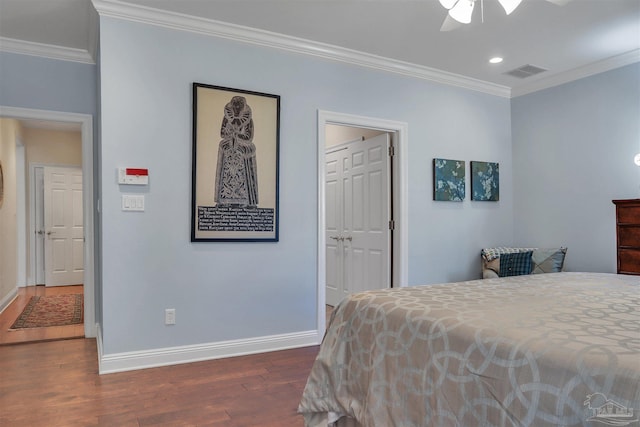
[
  {"x1": 471, "y1": 161, "x2": 499, "y2": 201},
  {"x1": 433, "y1": 158, "x2": 465, "y2": 201},
  {"x1": 191, "y1": 83, "x2": 280, "y2": 242}
]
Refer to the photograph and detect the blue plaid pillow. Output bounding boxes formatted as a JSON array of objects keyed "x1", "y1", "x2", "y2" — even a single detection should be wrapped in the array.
[{"x1": 499, "y1": 251, "x2": 533, "y2": 277}]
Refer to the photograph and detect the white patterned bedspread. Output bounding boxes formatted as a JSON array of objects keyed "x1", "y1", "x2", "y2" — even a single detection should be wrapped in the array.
[{"x1": 298, "y1": 273, "x2": 640, "y2": 427}]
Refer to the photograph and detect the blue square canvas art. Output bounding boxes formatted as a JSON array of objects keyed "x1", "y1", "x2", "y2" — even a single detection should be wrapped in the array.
[
  {"x1": 471, "y1": 161, "x2": 499, "y2": 201},
  {"x1": 433, "y1": 158, "x2": 465, "y2": 201}
]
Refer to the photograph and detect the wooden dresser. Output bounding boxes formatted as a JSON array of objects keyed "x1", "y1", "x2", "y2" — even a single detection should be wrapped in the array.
[{"x1": 612, "y1": 199, "x2": 640, "y2": 275}]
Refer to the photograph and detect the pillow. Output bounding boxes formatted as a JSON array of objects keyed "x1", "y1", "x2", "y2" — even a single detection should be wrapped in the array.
[
  {"x1": 482, "y1": 257, "x2": 501, "y2": 278},
  {"x1": 531, "y1": 247, "x2": 567, "y2": 274},
  {"x1": 481, "y1": 247, "x2": 535, "y2": 278},
  {"x1": 499, "y1": 251, "x2": 533, "y2": 277},
  {"x1": 482, "y1": 247, "x2": 535, "y2": 262}
]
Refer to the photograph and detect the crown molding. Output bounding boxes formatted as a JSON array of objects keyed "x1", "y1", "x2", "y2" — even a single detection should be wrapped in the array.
[
  {"x1": 87, "y1": 4, "x2": 100, "y2": 63},
  {"x1": 511, "y1": 49, "x2": 640, "y2": 98},
  {"x1": 0, "y1": 37, "x2": 95, "y2": 64},
  {"x1": 91, "y1": 0, "x2": 511, "y2": 98}
]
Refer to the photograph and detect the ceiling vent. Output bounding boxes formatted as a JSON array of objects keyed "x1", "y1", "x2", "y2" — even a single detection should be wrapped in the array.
[{"x1": 503, "y1": 64, "x2": 548, "y2": 79}]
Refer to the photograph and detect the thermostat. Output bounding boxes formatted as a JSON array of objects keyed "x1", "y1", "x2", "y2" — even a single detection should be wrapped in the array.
[{"x1": 118, "y1": 168, "x2": 149, "y2": 185}]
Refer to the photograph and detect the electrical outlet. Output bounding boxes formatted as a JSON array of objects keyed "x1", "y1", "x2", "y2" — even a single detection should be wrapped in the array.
[{"x1": 165, "y1": 308, "x2": 176, "y2": 325}]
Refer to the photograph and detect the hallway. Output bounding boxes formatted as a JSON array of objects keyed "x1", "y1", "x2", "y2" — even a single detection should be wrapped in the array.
[{"x1": 0, "y1": 285, "x2": 84, "y2": 345}]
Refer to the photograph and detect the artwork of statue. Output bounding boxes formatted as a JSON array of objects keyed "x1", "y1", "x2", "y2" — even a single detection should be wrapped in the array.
[
  {"x1": 214, "y1": 96, "x2": 259, "y2": 207},
  {"x1": 192, "y1": 83, "x2": 279, "y2": 241}
]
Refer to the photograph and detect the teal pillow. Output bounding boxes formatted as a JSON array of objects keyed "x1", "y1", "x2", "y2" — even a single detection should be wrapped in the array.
[{"x1": 499, "y1": 251, "x2": 533, "y2": 277}]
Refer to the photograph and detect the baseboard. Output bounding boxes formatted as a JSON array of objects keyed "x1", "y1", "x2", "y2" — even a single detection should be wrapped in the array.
[
  {"x1": 98, "y1": 329, "x2": 321, "y2": 374},
  {"x1": 0, "y1": 288, "x2": 18, "y2": 315}
]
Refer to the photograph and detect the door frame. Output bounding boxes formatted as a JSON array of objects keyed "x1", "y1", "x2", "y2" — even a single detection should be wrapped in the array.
[
  {"x1": 0, "y1": 106, "x2": 96, "y2": 338},
  {"x1": 31, "y1": 164, "x2": 47, "y2": 285},
  {"x1": 317, "y1": 110, "x2": 408, "y2": 336},
  {"x1": 16, "y1": 139, "x2": 27, "y2": 288}
]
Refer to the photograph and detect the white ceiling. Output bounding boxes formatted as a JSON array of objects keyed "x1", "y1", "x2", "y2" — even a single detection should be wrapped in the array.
[{"x1": 0, "y1": 0, "x2": 639, "y2": 96}]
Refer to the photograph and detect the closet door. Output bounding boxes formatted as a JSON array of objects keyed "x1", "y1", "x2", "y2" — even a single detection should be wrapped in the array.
[
  {"x1": 325, "y1": 134, "x2": 391, "y2": 307},
  {"x1": 325, "y1": 147, "x2": 346, "y2": 306},
  {"x1": 344, "y1": 134, "x2": 390, "y2": 295}
]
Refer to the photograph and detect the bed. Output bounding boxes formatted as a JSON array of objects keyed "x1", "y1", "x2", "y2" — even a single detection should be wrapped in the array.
[{"x1": 298, "y1": 272, "x2": 640, "y2": 427}]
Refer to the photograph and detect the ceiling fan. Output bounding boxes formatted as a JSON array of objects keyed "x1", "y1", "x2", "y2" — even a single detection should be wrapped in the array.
[{"x1": 439, "y1": 0, "x2": 573, "y2": 31}]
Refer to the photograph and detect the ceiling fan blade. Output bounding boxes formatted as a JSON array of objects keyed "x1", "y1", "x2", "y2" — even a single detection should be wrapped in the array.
[
  {"x1": 440, "y1": 14, "x2": 464, "y2": 32},
  {"x1": 545, "y1": 0, "x2": 572, "y2": 5},
  {"x1": 449, "y1": 0, "x2": 475, "y2": 24},
  {"x1": 498, "y1": 0, "x2": 523, "y2": 15},
  {"x1": 440, "y1": 0, "x2": 459, "y2": 9}
]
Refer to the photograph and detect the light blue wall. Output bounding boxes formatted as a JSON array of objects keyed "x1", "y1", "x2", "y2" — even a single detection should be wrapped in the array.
[
  {"x1": 98, "y1": 17, "x2": 513, "y2": 355},
  {"x1": 512, "y1": 63, "x2": 640, "y2": 273},
  {"x1": 0, "y1": 52, "x2": 96, "y2": 115}
]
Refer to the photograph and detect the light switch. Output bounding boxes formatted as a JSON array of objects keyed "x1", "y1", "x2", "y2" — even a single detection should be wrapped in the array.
[{"x1": 122, "y1": 195, "x2": 145, "y2": 211}]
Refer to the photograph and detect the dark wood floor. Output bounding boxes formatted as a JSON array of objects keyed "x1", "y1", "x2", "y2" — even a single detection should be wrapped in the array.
[
  {"x1": 0, "y1": 290, "x2": 326, "y2": 425},
  {"x1": 0, "y1": 338, "x2": 320, "y2": 426},
  {"x1": 0, "y1": 285, "x2": 84, "y2": 345}
]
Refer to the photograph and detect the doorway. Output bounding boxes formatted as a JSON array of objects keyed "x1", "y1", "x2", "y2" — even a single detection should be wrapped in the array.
[
  {"x1": 317, "y1": 110, "x2": 408, "y2": 337},
  {"x1": 0, "y1": 106, "x2": 96, "y2": 339}
]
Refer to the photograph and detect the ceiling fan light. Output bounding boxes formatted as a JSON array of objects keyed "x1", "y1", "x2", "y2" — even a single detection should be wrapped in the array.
[
  {"x1": 449, "y1": 0, "x2": 475, "y2": 24},
  {"x1": 439, "y1": 0, "x2": 459, "y2": 10},
  {"x1": 498, "y1": 0, "x2": 523, "y2": 15}
]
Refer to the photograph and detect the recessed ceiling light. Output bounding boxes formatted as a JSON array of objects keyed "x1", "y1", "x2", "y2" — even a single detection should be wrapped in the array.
[{"x1": 489, "y1": 57, "x2": 504, "y2": 64}]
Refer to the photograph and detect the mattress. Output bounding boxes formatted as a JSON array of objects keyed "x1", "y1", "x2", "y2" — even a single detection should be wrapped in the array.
[{"x1": 298, "y1": 273, "x2": 640, "y2": 427}]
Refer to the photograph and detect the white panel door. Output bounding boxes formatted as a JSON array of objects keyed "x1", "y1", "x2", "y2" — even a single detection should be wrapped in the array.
[
  {"x1": 44, "y1": 166, "x2": 84, "y2": 286},
  {"x1": 344, "y1": 134, "x2": 390, "y2": 294},
  {"x1": 325, "y1": 133, "x2": 391, "y2": 306},
  {"x1": 325, "y1": 149, "x2": 344, "y2": 306}
]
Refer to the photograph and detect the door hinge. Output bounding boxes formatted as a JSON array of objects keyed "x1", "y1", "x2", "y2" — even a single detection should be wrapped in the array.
[
  {"x1": 389, "y1": 220, "x2": 395, "y2": 230},
  {"x1": 388, "y1": 145, "x2": 395, "y2": 157}
]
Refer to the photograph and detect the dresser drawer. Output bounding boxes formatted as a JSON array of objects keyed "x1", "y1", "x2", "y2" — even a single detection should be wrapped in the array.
[
  {"x1": 617, "y1": 205, "x2": 640, "y2": 224},
  {"x1": 618, "y1": 248, "x2": 640, "y2": 274},
  {"x1": 618, "y1": 226, "x2": 640, "y2": 247}
]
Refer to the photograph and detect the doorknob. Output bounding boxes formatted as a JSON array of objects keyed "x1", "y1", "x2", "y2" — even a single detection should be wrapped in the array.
[
  {"x1": 36, "y1": 230, "x2": 44, "y2": 235},
  {"x1": 330, "y1": 236, "x2": 343, "y2": 241},
  {"x1": 344, "y1": 236, "x2": 352, "y2": 241},
  {"x1": 46, "y1": 231, "x2": 55, "y2": 236}
]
